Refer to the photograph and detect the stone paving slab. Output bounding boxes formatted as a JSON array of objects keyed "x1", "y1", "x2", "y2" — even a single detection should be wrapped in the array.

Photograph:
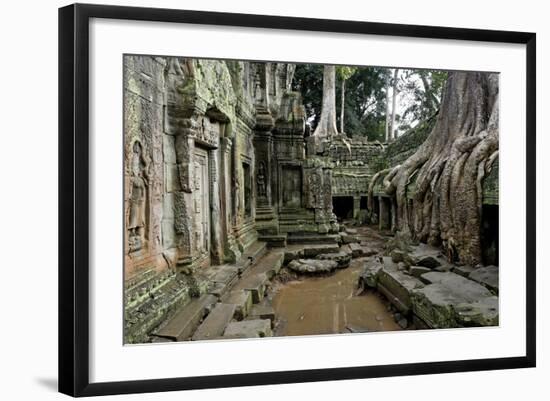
[
  {"x1": 253, "y1": 251, "x2": 284, "y2": 279},
  {"x1": 221, "y1": 290, "x2": 252, "y2": 320},
  {"x1": 223, "y1": 319, "x2": 272, "y2": 338},
  {"x1": 233, "y1": 272, "x2": 269, "y2": 303},
  {"x1": 468, "y1": 266, "x2": 499, "y2": 294},
  {"x1": 192, "y1": 303, "x2": 237, "y2": 341},
  {"x1": 412, "y1": 271, "x2": 496, "y2": 328},
  {"x1": 248, "y1": 305, "x2": 275, "y2": 325},
  {"x1": 152, "y1": 294, "x2": 217, "y2": 341}
]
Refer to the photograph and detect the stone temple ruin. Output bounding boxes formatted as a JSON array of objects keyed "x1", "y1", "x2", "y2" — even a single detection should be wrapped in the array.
[{"x1": 124, "y1": 56, "x2": 499, "y2": 343}]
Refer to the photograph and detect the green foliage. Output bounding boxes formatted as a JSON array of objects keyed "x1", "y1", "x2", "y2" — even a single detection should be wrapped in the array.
[
  {"x1": 336, "y1": 66, "x2": 358, "y2": 81},
  {"x1": 399, "y1": 69, "x2": 447, "y2": 131},
  {"x1": 338, "y1": 67, "x2": 390, "y2": 140},
  {"x1": 292, "y1": 64, "x2": 446, "y2": 141},
  {"x1": 292, "y1": 64, "x2": 324, "y2": 129}
]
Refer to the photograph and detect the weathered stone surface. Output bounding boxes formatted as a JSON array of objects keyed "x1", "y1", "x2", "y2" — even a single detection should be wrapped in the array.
[
  {"x1": 411, "y1": 272, "x2": 496, "y2": 328},
  {"x1": 468, "y1": 265, "x2": 499, "y2": 294},
  {"x1": 409, "y1": 266, "x2": 431, "y2": 278},
  {"x1": 192, "y1": 303, "x2": 236, "y2": 341},
  {"x1": 455, "y1": 296, "x2": 499, "y2": 326},
  {"x1": 253, "y1": 251, "x2": 284, "y2": 279},
  {"x1": 223, "y1": 319, "x2": 272, "y2": 338},
  {"x1": 221, "y1": 290, "x2": 252, "y2": 320},
  {"x1": 359, "y1": 260, "x2": 383, "y2": 289},
  {"x1": 316, "y1": 251, "x2": 352, "y2": 268},
  {"x1": 390, "y1": 249, "x2": 407, "y2": 263},
  {"x1": 452, "y1": 265, "x2": 475, "y2": 277},
  {"x1": 233, "y1": 272, "x2": 269, "y2": 303},
  {"x1": 248, "y1": 304, "x2": 276, "y2": 324},
  {"x1": 415, "y1": 255, "x2": 441, "y2": 269},
  {"x1": 341, "y1": 234, "x2": 360, "y2": 244},
  {"x1": 348, "y1": 243, "x2": 376, "y2": 258},
  {"x1": 288, "y1": 258, "x2": 339, "y2": 274},
  {"x1": 152, "y1": 294, "x2": 217, "y2": 341},
  {"x1": 377, "y1": 267, "x2": 425, "y2": 314}
]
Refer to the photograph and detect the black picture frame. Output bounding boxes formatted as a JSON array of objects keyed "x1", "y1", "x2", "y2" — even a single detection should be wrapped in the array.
[{"x1": 58, "y1": 3, "x2": 536, "y2": 397}]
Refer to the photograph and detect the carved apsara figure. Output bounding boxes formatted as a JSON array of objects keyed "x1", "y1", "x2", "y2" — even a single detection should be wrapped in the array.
[
  {"x1": 257, "y1": 162, "x2": 266, "y2": 198},
  {"x1": 128, "y1": 141, "x2": 148, "y2": 253}
]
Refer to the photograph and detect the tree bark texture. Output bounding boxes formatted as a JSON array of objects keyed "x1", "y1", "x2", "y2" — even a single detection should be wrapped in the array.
[
  {"x1": 313, "y1": 65, "x2": 339, "y2": 138},
  {"x1": 390, "y1": 68, "x2": 399, "y2": 140},
  {"x1": 371, "y1": 71, "x2": 499, "y2": 266}
]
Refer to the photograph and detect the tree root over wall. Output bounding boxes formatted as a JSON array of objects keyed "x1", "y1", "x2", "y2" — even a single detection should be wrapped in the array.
[{"x1": 369, "y1": 72, "x2": 499, "y2": 266}]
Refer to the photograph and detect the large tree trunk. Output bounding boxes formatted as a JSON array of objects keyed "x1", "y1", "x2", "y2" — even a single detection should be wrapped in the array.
[
  {"x1": 385, "y1": 76, "x2": 391, "y2": 142},
  {"x1": 374, "y1": 71, "x2": 499, "y2": 266},
  {"x1": 390, "y1": 68, "x2": 399, "y2": 140},
  {"x1": 340, "y1": 79, "x2": 345, "y2": 134},
  {"x1": 313, "y1": 65, "x2": 339, "y2": 137}
]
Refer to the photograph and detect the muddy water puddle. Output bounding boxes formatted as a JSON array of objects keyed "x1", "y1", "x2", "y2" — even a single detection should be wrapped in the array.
[{"x1": 272, "y1": 259, "x2": 401, "y2": 337}]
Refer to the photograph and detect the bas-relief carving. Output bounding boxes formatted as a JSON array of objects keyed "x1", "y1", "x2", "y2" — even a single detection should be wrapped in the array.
[
  {"x1": 257, "y1": 161, "x2": 267, "y2": 199},
  {"x1": 128, "y1": 141, "x2": 149, "y2": 253}
]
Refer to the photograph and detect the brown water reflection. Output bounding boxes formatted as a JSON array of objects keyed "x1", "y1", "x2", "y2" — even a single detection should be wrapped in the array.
[{"x1": 272, "y1": 260, "x2": 401, "y2": 337}]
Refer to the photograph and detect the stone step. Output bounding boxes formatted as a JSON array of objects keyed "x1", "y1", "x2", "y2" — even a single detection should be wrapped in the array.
[
  {"x1": 206, "y1": 265, "x2": 240, "y2": 298},
  {"x1": 223, "y1": 319, "x2": 272, "y2": 338},
  {"x1": 283, "y1": 243, "x2": 340, "y2": 264},
  {"x1": 258, "y1": 234, "x2": 287, "y2": 248},
  {"x1": 125, "y1": 275, "x2": 191, "y2": 344},
  {"x1": 221, "y1": 290, "x2": 253, "y2": 320},
  {"x1": 247, "y1": 305, "x2": 275, "y2": 327},
  {"x1": 232, "y1": 272, "x2": 269, "y2": 304},
  {"x1": 253, "y1": 251, "x2": 284, "y2": 280},
  {"x1": 286, "y1": 234, "x2": 339, "y2": 245},
  {"x1": 242, "y1": 241, "x2": 268, "y2": 262},
  {"x1": 191, "y1": 303, "x2": 237, "y2": 341},
  {"x1": 151, "y1": 294, "x2": 217, "y2": 341}
]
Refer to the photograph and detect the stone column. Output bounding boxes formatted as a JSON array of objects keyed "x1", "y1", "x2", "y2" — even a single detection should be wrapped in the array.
[
  {"x1": 353, "y1": 196, "x2": 361, "y2": 220},
  {"x1": 209, "y1": 148, "x2": 223, "y2": 264},
  {"x1": 379, "y1": 196, "x2": 390, "y2": 230}
]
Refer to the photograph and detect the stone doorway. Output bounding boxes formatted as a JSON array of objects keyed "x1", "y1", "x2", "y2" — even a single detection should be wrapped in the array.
[
  {"x1": 193, "y1": 147, "x2": 211, "y2": 265},
  {"x1": 332, "y1": 196, "x2": 354, "y2": 221},
  {"x1": 481, "y1": 204, "x2": 499, "y2": 266}
]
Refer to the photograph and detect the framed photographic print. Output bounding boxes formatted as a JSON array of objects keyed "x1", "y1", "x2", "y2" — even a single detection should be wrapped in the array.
[{"x1": 58, "y1": 3, "x2": 536, "y2": 397}]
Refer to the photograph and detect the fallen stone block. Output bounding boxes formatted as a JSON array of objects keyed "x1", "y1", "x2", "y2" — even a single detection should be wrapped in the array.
[
  {"x1": 359, "y1": 260, "x2": 383, "y2": 289},
  {"x1": 411, "y1": 272, "x2": 496, "y2": 328},
  {"x1": 348, "y1": 243, "x2": 363, "y2": 258},
  {"x1": 455, "y1": 296, "x2": 499, "y2": 327},
  {"x1": 192, "y1": 303, "x2": 236, "y2": 341},
  {"x1": 468, "y1": 265, "x2": 499, "y2": 294},
  {"x1": 377, "y1": 267, "x2": 425, "y2": 315},
  {"x1": 452, "y1": 265, "x2": 475, "y2": 278},
  {"x1": 410, "y1": 266, "x2": 431, "y2": 278},
  {"x1": 248, "y1": 304, "x2": 275, "y2": 324},
  {"x1": 288, "y1": 259, "x2": 339, "y2": 274},
  {"x1": 416, "y1": 255, "x2": 441, "y2": 269},
  {"x1": 223, "y1": 319, "x2": 272, "y2": 338},
  {"x1": 152, "y1": 294, "x2": 217, "y2": 341},
  {"x1": 316, "y1": 251, "x2": 352, "y2": 268},
  {"x1": 221, "y1": 290, "x2": 253, "y2": 320},
  {"x1": 341, "y1": 234, "x2": 360, "y2": 244}
]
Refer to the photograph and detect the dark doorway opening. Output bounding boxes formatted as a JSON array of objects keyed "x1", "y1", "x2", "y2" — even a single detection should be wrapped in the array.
[
  {"x1": 481, "y1": 204, "x2": 499, "y2": 265},
  {"x1": 332, "y1": 196, "x2": 354, "y2": 221},
  {"x1": 360, "y1": 196, "x2": 368, "y2": 210}
]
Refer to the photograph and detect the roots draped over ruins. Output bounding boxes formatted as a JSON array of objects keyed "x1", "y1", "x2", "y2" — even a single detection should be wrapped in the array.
[{"x1": 370, "y1": 71, "x2": 499, "y2": 266}]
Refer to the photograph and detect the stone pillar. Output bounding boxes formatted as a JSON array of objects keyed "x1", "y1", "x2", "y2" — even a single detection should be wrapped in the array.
[
  {"x1": 209, "y1": 148, "x2": 223, "y2": 264},
  {"x1": 353, "y1": 196, "x2": 361, "y2": 220},
  {"x1": 379, "y1": 196, "x2": 390, "y2": 230}
]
